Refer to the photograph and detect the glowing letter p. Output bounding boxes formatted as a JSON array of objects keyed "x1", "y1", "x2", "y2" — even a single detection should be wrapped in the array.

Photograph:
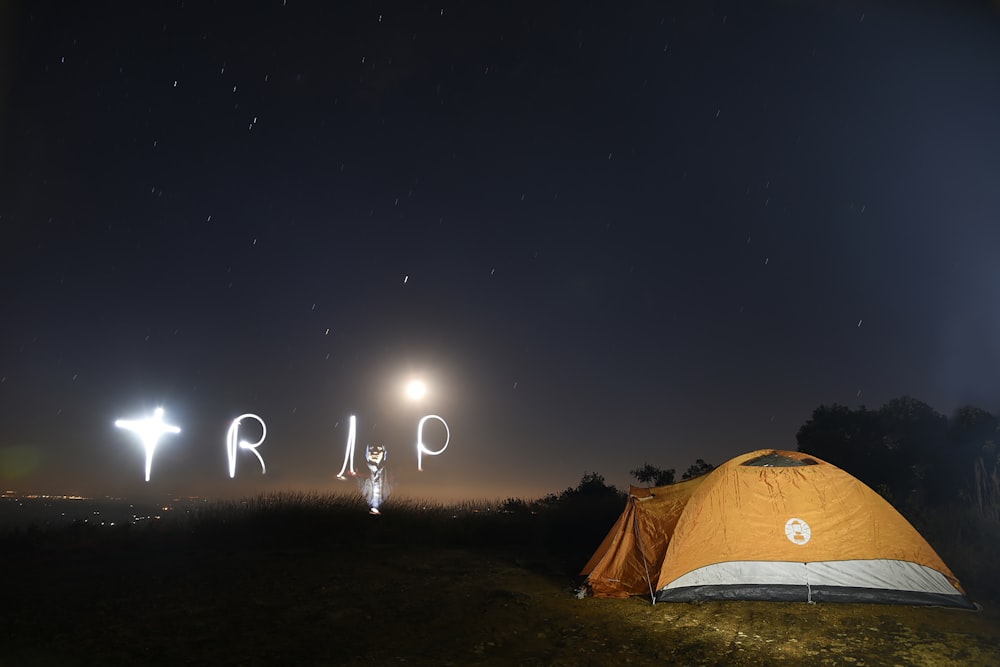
[{"x1": 417, "y1": 414, "x2": 450, "y2": 471}]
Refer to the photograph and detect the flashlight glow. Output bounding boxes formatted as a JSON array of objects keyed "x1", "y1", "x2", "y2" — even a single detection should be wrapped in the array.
[
  {"x1": 335, "y1": 415, "x2": 358, "y2": 479},
  {"x1": 416, "y1": 414, "x2": 450, "y2": 471},
  {"x1": 226, "y1": 413, "x2": 267, "y2": 478},
  {"x1": 115, "y1": 407, "x2": 181, "y2": 481},
  {"x1": 406, "y1": 380, "x2": 427, "y2": 400}
]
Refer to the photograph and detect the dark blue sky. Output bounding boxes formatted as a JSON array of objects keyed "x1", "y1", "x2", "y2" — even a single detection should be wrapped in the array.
[{"x1": 2, "y1": 1, "x2": 999, "y2": 502}]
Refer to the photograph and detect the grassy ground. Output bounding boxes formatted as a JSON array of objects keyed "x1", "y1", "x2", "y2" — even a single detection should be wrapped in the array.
[{"x1": 3, "y1": 493, "x2": 999, "y2": 666}]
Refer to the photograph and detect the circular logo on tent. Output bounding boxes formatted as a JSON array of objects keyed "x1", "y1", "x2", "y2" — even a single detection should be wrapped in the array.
[{"x1": 785, "y1": 518, "x2": 811, "y2": 545}]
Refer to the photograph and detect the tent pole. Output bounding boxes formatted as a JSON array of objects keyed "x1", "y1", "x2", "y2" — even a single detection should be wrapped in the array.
[{"x1": 631, "y1": 498, "x2": 657, "y2": 604}]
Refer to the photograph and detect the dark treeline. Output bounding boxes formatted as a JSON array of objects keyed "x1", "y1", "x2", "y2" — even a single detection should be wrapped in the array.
[
  {"x1": 796, "y1": 396, "x2": 1000, "y2": 519},
  {"x1": 535, "y1": 395, "x2": 1000, "y2": 598},
  {"x1": 592, "y1": 395, "x2": 1000, "y2": 521},
  {"x1": 630, "y1": 459, "x2": 716, "y2": 486}
]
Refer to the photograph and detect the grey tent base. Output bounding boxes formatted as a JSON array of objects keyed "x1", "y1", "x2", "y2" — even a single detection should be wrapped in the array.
[{"x1": 655, "y1": 584, "x2": 977, "y2": 609}]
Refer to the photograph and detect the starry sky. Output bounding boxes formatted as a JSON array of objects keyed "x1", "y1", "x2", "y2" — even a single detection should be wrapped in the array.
[{"x1": 2, "y1": 0, "x2": 1000, "y2": 503}]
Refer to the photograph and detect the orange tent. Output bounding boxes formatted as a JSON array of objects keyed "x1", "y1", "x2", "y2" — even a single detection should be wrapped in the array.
[{"x1": 582, "y1": 449, "x2": 973, "y2": 608}]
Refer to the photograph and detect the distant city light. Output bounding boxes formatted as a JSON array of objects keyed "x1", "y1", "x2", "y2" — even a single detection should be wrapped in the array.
[
  {"x1": 226, "y1": 413, "x2": 267, "y2": 478},
  {"x1": 416, "y1": 415, "x2": 450, "y2": 471},
  {"x1": 114, "y1": 407, "x2": 181, "y2": 481},
  {"x1": 335, "y1": 415, "x2": 358, "y2": 479}
]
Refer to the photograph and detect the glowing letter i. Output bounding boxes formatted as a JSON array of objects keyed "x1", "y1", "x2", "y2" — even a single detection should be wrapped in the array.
[{"x1": 336, "y1": 415, "x2": 357, "y2": 479}]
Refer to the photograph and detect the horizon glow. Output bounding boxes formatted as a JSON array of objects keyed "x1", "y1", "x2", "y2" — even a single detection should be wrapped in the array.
[
  {"x1": 416, "y1": 414, "x2": 450, "y2": 471},
  {"x1": 114, "y1": 407, "x2": 181, "y2": 482},
  {"x1": 336, "y1": 415, "x2": 358, "y2": 479},
  {"x1": 226, "y1": 413, "x2": 267, "y2": 478}
]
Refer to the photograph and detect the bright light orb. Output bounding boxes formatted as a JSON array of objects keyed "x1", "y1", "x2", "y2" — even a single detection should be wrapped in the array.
[
  {"x1": 115, "y1": 407, "x2": 181, "y2": 482},
  {"x1": 416, "y1": 414, "x2": 450, "y2": 471},
  {"x1": 335, "y1": 415, "x2": 358, "y2": 479},
  {"x1": 406, "y1": 380, "x2": 427, "y2": 400},
  {"x1": 226, "y1": 413, "x2": 267, "y2": 478}
]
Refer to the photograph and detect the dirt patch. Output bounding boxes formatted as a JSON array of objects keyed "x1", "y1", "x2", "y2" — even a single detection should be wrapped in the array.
[{"x1": 3, "y1": 540, "x2": 999, "y2": 666}]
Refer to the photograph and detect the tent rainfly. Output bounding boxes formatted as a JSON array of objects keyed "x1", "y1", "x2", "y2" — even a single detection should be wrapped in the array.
[{"x1": 581, "y1": 449, "x2": 974, "y2": 609}]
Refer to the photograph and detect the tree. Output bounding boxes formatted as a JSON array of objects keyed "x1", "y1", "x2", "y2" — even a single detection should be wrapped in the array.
[
  {"x1": 878, "y1": 396, "x2": 947, "y2": 506},
  {"x1": 797, "y1": 397, "x2": 954, "y2": 510},
  {"x1": 682, "y1": 459, "x2": 715, "y2": 480},
  {"x1": 942, "y1": 406, "x2": 999, "y2": 504},
  {"x1": 798, "y1": 404, "x2": 879, "y2": 463},
  {"x1": 545, "y1": 472, "x2": 625, "y2": 505},
  {"x1": 542, "y1": 472, "x2": 625, "y2": 563},
  {"x1": 797, "y1": 403, "x2": 885, "y2": 498},
  {"x1": 630, "y1": 462, "x2": 675, "y2": 486}
]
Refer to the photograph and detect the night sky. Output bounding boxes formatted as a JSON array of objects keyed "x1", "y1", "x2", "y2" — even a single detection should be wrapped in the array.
[{"x1": 2, "y1": 1, "x2": 1000, "y2": 503}]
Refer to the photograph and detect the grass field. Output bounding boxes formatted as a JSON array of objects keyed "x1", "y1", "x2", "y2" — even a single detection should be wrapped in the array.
[{"x1": 3, "y1": 492, "x2": 999, "y2": 666}]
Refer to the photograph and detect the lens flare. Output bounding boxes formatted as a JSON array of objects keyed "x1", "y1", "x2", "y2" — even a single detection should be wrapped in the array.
[
  {"x1": 226, "y1": 413, "x2": 267, "y2": 478},
  {"x1": 114, "y1": 407, "x2": 181, "y2": 481},
  {"x1": 335, "y1": 415, "x2": 357, "y2": 479},
  {"x1": 416, "y1": 414, "x2": 450, "y2": 471}
]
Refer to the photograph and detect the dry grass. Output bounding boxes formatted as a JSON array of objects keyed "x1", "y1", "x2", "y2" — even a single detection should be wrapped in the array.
[{"x1": 2, "y1": 491, "x2": 999, "y2": 665}]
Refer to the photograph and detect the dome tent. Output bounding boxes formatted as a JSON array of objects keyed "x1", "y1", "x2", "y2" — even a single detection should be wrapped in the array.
[{"x1": 582, "y1": 449, "x2": 973, "y2": 608}]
